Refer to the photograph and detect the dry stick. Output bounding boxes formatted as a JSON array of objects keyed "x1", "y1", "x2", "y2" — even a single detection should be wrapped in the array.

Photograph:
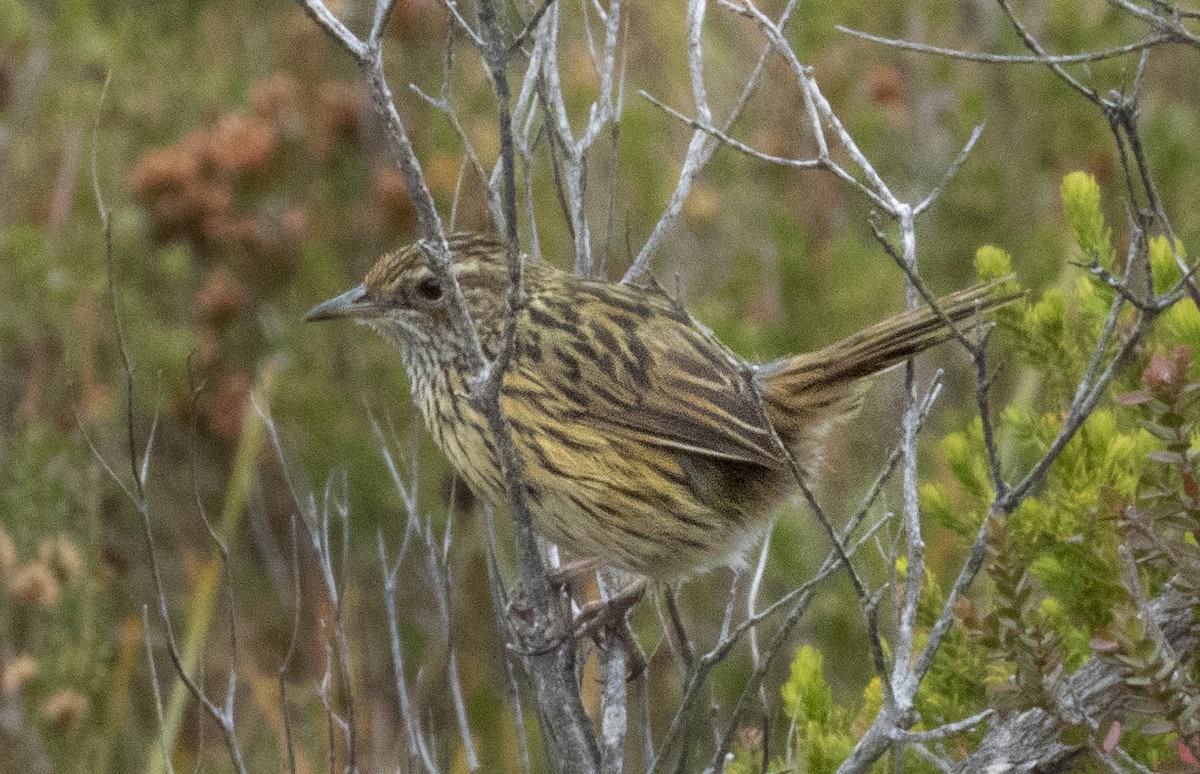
[
  {"x1": 533, "y1": 5, "x2": 633, "y2": 754},
  {"x1": 915, "y1": 124, "x2": 986, "y2": 216},
  {"x1": 316, "y1": 473, "x2": 358, "y2": 772},
  {"x1": 599, "y1": 17, "x2": 628, "y2": 277},
  {"x1": 674, "y1": 376, "x2": 941, "y2": 772},
  {"x1": 1150, "y1": 0, "x2": 1200, "y2": 20},
  {"x1": 497, "y1": 30, "x2": 554, "y2": 251},
  {"x1": 582, "y1": 0, "x2": 622, "y2": 276},
  {"x1": 738, "y1": 0, "x2": 894, "y2": 203},
  {"x1": 480, "y1": 501, "x2": 535, "y2": 774},
  {"x1": 372, "y1": 420, "x2": 439, "y2": 771},
  {"x1": 652, "y1": 2, "x2": 995, "y2": 764},
  {"x1": 650, "y1": 531, "x2": 846, "y2": 774},
  {"x1": 704, "y1": 586, "x2": 840, "y2": 772},
  {"x1": 995, "y1": 0, "x2": 1199, "y2": 311},
  {"x1": 535, "y1": 73, "x2": 579, "y2": 241},
  {"x1": 300, "y1": 0, "x2": 486, "y2": 373},
  {"x1": 638, "y1": 662, "x2": 655, "y2": 769},
  {"x1": 1080, "y1": 224, "x2": 1161, "y2": 312},
  {"x1": 995, "y1": 0, "x2": 1101, "y2": 103},
  {"x1": 1105, "y1": 85, "x2": 1200, "y2": 310},
  {"x1": 893, "y1": 202, "x2": 926, "y2": 736},
  {"x1": 994, "y1": 0, "x2": 1200, "y2": 315},
  {"x1": 900, "y1": 710, "x2": 996, "y2": 744},
  {"x1": 639, "y1": 91, "x2": 821, "y2": 171},
  {"x1": 596, "y1": 570, "x2": 630, "y2": 774},
  {"x1": 531, "y1": 6, "x2": 581, "y2": 257},
  {"x1": 532, "y1": 0, "x2": 623, "y2": 275},
  {"x1": 835, "y1": 26, "x2": 1173, "y2": 64},
  {"x1": 518, "y1": 124, "x2": 543, "y2": 261},
  {"x1": 506, "y1": 653, "x2": 535, "y2": 774},
  {"x1": 989, "y1": 1, "x2": 1176, "y2": 303},
  {"x1": 624, "y1": 0, "x2": 804, "y2": 283},
  {"x1": 1108, "y1": 0, "x2": 1200, "y2": 47},
  {"x1": 770, "y1": 7, "x2": 935, "y2": 710},
  {"x1": 663, "y1": 586, "x2": 696, "y2": 677},
  {"x1": 89, "y1": 73, "x2": 251, "y2": 774},
  {"x1": 409, "y1": 20, "x2": 505, "y2": 231},
  {"x1": 317, "y1": 632, "x2": 340, "y2": 774},
  {"x1": 479, "y1": 0, "x2": 603, "y2": 767},
  {"x1": 865, "y1": 216, "x2": 1011, "y2": 497},
  {"x1": 377, "y1": 535, "x2": 438, "y2": 773},
  {"x1": 720, "y1": 566, "x2": 746, "y2": 646},
  {"x1": 651, "y1": 379, "x2": 942, "y2": 774},
  {"x1": 142, "y1": 608, "x2": 177, "y2": 774},
  {"x1": 829, "y1": 11, "x2": 1182, "y2": 770},
  {"x1": 737, "y1": 352, "x2": 893, "y2": 694},
  {"x1": 261, "y1": 403, "x2": 365, "y2": 774},
  {"x1": 424, "y1": 513, "x2": 480, "y2": 772},
  {"x1": 185, "y1": 365, "x2": 244, "y2": 745},
  {"x1": 838, "y1": 300, "x2": 1150, "y2": 773},
  {"x1": 707, "y1": 16, "x2": 993, "y2": 721},
  {"x1": 700, "y1": 377, "x2": 945, "y2": 772},
  {"x1": 277, "y1": 510, "x2": 301, "y2": 774},
  {"x1": 509, "y1": 0, "x2": 560, "y2": 56},
  {"x1": 438, "y1": 0, "x2": 485, "y2": 48},
  {"x1": 302, "y1": 0, "x2": 600, "y2": 768}
]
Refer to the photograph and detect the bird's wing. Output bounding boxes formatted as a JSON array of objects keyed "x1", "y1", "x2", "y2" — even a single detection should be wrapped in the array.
[{"x1": 505, "y1": 286, "x2": 783, "y2": 469}]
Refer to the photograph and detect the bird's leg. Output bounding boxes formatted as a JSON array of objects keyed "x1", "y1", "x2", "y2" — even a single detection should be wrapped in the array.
[
  {"x1": 540, "y1": 558, "x2": 648, "y2": 678},
  {"x1": 571, "y1": 578, "x2": 648, "y2": 680},
  {"x1": 505, "y1": 557, "x2": 624, "y2": 657},
  {"x1": 546, "y1": 555, "x2": 604, "y2": 587}
]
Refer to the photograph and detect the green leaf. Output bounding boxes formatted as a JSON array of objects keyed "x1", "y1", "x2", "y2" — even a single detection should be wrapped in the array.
[{"x1": 1061, "y1": 171, "x2": 1113, "y2": 263}]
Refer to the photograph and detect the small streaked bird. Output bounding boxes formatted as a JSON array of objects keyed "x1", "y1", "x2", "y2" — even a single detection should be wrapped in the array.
[{"x1": 307, "y1": 233, "x2": 1014, "y2": 580}]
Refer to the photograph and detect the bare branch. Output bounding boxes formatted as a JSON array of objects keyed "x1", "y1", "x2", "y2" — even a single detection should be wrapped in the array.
[
  {"x1": 836, "y1": 26, "x2": 1173, "y2": 65},
  {"x1": 625, "y1": 0, "x2": 803, "y2": 282},
  {"x1": 914, "y1": 124, "x2": 985, "y2": 215},
  {"x1": 640, "y1": 90, "x2": 821, "y2": 172},
  {"x1": 894, "y1": 710, "x2": 994, "y2": 742},
  {"x1": 143, "y1": 607, "x2": 177, "y2": 774}
]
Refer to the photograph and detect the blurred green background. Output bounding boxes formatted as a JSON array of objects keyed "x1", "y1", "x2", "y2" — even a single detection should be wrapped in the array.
[{"x1": 2, "y1": 0, "x2": 1199, "y2": 771}]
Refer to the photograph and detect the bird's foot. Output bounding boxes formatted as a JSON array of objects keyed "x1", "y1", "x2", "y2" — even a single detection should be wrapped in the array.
[{"x1": 571, "y1": 580, "x2": 647, "y2": 680}]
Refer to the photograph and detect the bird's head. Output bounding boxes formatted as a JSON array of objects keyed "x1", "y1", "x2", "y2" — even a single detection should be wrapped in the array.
[{"x1": 305, "y1": 233, "x2": 536, "y2": 364}]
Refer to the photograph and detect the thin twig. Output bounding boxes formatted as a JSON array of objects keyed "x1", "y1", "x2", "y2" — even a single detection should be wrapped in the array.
[
  {"x1": 143, "y1": 607, "x2": 177, "y2": 774},
  {"x1": 836, "y1": 27, "x2": 1173, "y2": 65}
]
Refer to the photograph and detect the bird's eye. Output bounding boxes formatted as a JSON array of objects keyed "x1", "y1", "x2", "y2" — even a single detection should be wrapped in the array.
[{"x1": 415, "y1": 277, "x2": 443, "y2": 302}]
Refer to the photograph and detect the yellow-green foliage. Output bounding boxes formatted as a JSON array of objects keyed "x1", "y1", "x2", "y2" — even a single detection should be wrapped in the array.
[
  {"x1": 974, "y1": 245, "x2": 1013, "y2": 282},
  {"x1": 912, "y1": 566, "x2": 989, "y2": 726},
  {"x1": 796, "y1": 170, "x2": 1200, "y2": 771},
  {"x1": 1149, "y1": 235, "x2": 1185, "y2": 295},
  {"x1": 781, "y1": 646, "x2": 886, "y2": 774},
  {"x1": 1060, "y1": 170, "x2": 1113, "y2": 264},
  {"x1": 780, "y1": 639, "x2": 962, "y2": 774},
  {"x1": 1160, "y1": 277, "x2": 1200, "y2": 348},
  {"x1": 898, "y1": 172, "x2": 1200, "y2": 768}
]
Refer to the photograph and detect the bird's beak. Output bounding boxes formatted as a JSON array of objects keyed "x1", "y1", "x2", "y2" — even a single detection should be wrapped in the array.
[{"x1": 304, "y1": 284, "x2": 379, "y2": 322}]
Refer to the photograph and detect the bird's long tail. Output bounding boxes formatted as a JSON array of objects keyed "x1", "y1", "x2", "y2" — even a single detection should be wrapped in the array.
[{"x1": 760, "y1": 279, "x2": 1019, "y2": 442}]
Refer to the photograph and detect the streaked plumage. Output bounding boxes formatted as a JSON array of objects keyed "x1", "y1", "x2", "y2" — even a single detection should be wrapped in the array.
[{"x1": 307, "y1": 233, "x2": 1016, "y2": 579}]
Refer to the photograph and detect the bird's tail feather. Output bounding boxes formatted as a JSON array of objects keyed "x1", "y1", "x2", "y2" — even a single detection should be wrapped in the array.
[{"x1": 760, "y1": 279, "x2": 1019, "y2": 437}]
